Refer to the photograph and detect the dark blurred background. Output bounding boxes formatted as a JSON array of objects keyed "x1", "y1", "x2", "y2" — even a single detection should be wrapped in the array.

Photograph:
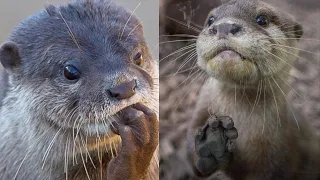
[{"x1": 159, "y1": 0, "x2": 320, "y2": 179}]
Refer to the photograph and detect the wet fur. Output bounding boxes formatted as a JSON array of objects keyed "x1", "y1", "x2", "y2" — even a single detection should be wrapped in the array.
[
  {"x1": 0, "y1": 0, "x2": 158, "y2": 179},
  {"x1": 188, "y1": 0, "x2": 320, "y2": 179}
]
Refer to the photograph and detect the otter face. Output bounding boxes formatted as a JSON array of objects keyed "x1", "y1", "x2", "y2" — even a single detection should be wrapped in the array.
[
  {"x1": 197, "y1": 0, "x2": 303, "y2": 85},
  {"x1": 0, "y1": 1, "x2": 158, "y2": 138}
]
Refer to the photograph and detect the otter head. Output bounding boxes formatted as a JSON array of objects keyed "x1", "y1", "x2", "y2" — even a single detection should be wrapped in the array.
[
  {"x1": 197, "y1": 0, "x2": 303, "y2": 86},
  {"x1": 0, "y1": 0, "x2": 157, "y2": 141}
]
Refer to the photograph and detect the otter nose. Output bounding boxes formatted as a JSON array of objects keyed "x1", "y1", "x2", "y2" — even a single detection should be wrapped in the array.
[
  {"x1": 210, "y1": 23, "x2": 242, "y2": 37},
  {"x1": 107, "y1": 80, "x2": 137, "y2": 100}
]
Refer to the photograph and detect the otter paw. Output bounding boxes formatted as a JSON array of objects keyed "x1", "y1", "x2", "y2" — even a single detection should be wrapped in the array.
[
  {"x1": 195, "y1": 116, "x2": 238, "y2": 175},
  {"x1": 107, "y1": 103, "x2": 158, "y2": 180}
]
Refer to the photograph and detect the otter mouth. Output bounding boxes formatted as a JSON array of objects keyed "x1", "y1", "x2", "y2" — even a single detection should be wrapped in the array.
[
  {"x1": 218, "y1": 48, "x2": 245, "y2": 59},
  {"x1": 210, "y1": 47, "x2": 246, "y2": 61},
  {"x1": 116, "y1": 104, "x2": 135, "y2": 115}
]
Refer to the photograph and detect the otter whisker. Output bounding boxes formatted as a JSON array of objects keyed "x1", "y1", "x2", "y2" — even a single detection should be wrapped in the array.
[
  {"x1": 72, "y1": 115, "x2": 82, "y2": 165},
  {"x1": 160, "y1": 43, "x2": 196, "y2": 62},
  {"x1": 80, "y1": 135, "x2": 96, "y2": 169},
  {"x1": 78, "y1": 143, "x2": 92, "y2": 180},
  {"x1": 158, "y1": 39, "x2": 197, "y2": 46},
  {"x1": 75, "y1": 115, "x2": 87, "y2": 140},
  {"x1": 234, "y1": 84, "x2": 237, "y2": 115},
  {"x1": 64, "y1": 105, "x2": 79, "y2": 127},
  {"x1": 162, "y1": 66, "x2": 198, "y2": 78},
  {"x1": 283, "y1": 71, "x2": 300, "y2": 79},
  {"x1": 42, "y1": 127, "x2": 63, "y2": 169},
  {"x1": 85, "y1": 130, "x2": 89, "y2": 162},
  {"x1": 278, "y1": 74, "x2": 305, "y2": 101},
  {"x1": 58, "y1": 12, "x2": 81, "y2": 50},
  {"x1": 161, "y1": 47, "x2": 196, "y2": 75},
  {"x1": 239, "y1": 80, "x2": 247, "y2": 101},
  {"x1": 94, "y1": 111, "x2": 102, "y2": 141},
  {"x1": 119, "y1": 2, "x2": 141, "y2": 40},
  {"x1": 173, "y1": 51, "x2": 198, "y2": 77},
  {"x1": 13, "y1": 124, "x2": 56, "y2": 179},
  {"x1": 64, "y1": 135, "x2": 70, "y2": 180},
  {"x1": 260, "y1": 46, "x2": 297, "y2": 71},
  {"x1": 125, "y1": 21, "x2": 143, "y2": 41},
  {"x1": 173, "y1": 72, "x2": 206, "y2": 111},
  {"x1": 271, "y1": 37, "x2": 320, "y2": 42},
  {"x1": 159, "y1": 38, "x2": 197, "y2": 45},
  {"x1": 165, "y1": 16, "x2": 202, "y2": 33},
  {"x1": 188, "y1": 75, "x2": 207, "y2": 108},
  {"x1": 248, "y1": 80, "x2": 263, "y2": 119},
  {"x1": 274, "y1": 46, "x2": 320, "y2": 68},
  {"x1": 173, "y1": 68, "x2": 202, "y2": 90},
  {"x1": 267, "y1": 79, "x2": 281, "y2": 129},
  {"x1": 186, "y1": 54, "x2": 201, "y2": 77},
  {"x1": 160, "y1": 34, "x2": 199, "y2": 38},
  {"x1": 42, "y1": 45, "x2": 54, "y2": 62},
  {"x1": 271, "y1": 44, "x2": 319, "y2": 56},
  {"x1": 243, "y1": 91, "x2": 253, "y2": 108},
  {"x1": 262, "y1": 79, "x2": 266, "y2": 135},
  {"x1": 272, "y1": 76, "x2": 300, "y2": 130}
]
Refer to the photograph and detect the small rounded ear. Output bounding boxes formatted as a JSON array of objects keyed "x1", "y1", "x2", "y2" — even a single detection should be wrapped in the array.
[
  {"x1": 294, "y1": 23, "x2": 303, "y2": 40},
  {"x1": 0, "y1": 41, "x2": 21, "y2": 74}
]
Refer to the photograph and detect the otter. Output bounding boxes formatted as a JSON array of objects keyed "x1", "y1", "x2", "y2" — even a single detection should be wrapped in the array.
[
  {"x1": 187, "y1": 0, "x2": 320, "y2": 179},
  {"x1": 0, "y1": 0, "x2": 159, "y2": 180}
]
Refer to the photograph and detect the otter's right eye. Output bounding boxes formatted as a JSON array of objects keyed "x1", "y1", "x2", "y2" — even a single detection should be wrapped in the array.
[
  {"x1": 208, "y1": 16, "x2": 215, "y2": 26},
  {"x1": 64, "y1": 65, "x2": 80, "y2": 81},
  {"x1": 256, "y1": 15, "x2": 269, "y2": 26}
]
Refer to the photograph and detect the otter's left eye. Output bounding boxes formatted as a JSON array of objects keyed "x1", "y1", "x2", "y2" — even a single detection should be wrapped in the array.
[
  {"x1": 64, "y1": 65, "x2": 81, "y2": 81},
  {"x1": 256, "y1": 15, "x2": 269, "y2": 26},
  {"x1": 208, "y1": 16, "x2": 215, "y2": 26},
  {"x1": 134, "y1": 52, "x2": 144, "y2": 66}
]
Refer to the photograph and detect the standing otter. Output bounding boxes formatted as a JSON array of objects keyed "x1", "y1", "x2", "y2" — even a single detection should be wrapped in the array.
[
  {"x1": 0, "y1": 0, "x2": 159, "y2": 179},
  {"x1": 187, "y1": 0, "x2": 320, "y2": 179}
]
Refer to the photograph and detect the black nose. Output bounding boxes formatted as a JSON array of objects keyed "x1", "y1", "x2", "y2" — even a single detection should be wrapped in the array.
[
  {"x1": 210, "y1": 23, "x2": 242, "y2": 37},
  {"x1": 108, "y1": 80, "x2": 137, "y2": 100}
]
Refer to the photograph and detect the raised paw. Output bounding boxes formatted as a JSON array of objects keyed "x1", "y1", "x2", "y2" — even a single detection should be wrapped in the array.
[
  {"x1": 107, "y1": 103, "x2": 158, "y2": 180},
  {"x1": 194, "y1": 115, "x2": 238, "y2": 175}
]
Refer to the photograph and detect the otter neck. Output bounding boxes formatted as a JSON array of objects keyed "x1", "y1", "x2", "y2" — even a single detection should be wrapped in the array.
[{"x1": 212, "y1": 74, "x2": 291, "y2": 134}]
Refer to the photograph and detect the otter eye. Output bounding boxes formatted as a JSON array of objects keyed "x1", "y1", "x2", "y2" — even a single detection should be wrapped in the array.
[
  {"x1": 208, "y1": 16, "x2": 215, "y2": 26},
  {"x1": 64, "y1": 65, "x2": 80, "y2": 81},
  {"x1": 134, "y1": 52, "x2": 144, "y2": 66},
  {"x1": 256, "y1": 15, "x2": 269, "y2": 26}
]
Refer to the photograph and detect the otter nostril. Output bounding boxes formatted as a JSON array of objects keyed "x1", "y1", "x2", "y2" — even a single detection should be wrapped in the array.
[
  {"x1": 212, "y1": 23, "x2": 242, "y2": 37},
  {"x1": 107, "y1": 79, "x2": 137, "y2": 100},
  {"x1": 230, "y1": 24, "x2": 242, "y2": 35},
  {"x1": 209, "y1": 26, "x2": 218, "y2": 35},
  {"x1": 108, "y1": 90, "x2": 120, "y2": 98}
]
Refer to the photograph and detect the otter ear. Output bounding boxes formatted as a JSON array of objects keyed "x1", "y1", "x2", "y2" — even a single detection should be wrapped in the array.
[
  {"x1": 294, "y1": 23, "x2": 303, "y2": 40},
  {"x1": 0, "y1": 42, "x2": 21, "y2": 74}
]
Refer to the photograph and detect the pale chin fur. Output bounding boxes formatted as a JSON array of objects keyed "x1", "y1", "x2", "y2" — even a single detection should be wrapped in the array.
[{"x1": 0, "y1": 79, "x2": 158, "y2": 170}]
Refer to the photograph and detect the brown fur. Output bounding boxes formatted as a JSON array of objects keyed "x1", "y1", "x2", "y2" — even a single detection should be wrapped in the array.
[{"x1": 187, "y1": 0, "x2": 320, "y2": 179}]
